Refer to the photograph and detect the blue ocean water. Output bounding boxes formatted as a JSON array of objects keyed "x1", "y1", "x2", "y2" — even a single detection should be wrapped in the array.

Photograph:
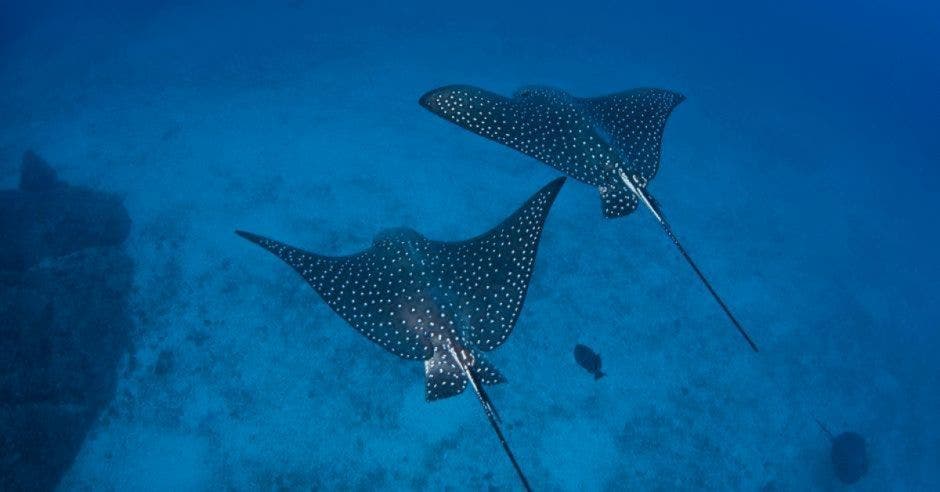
[{"x1": 1, "y1": 1, "x2": 938, "y2": 490}]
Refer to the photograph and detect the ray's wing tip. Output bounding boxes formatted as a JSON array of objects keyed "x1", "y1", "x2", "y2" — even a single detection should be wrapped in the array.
[
  {"x1": 657, "y1": 89, "x2": 686, "y2": 108},
  {"x1": 673, "y1": 91, "x2": 687, "y2": 106},
  {"x1": 638, "y1": 87, "x2": 686, "y2": 107},
  {"x1": 543, "y1": 176, "x2": 567, "y2": 197},
  {"x1": 419, "y1": 84, "x2": 483, "y2": 108},
  {"x1": 235, "y1": 229, "x2": 271, "y2": 248},
  {"x1": 417, "y1": 89, "x2": 435, "y2": 108},
  {"x1": 418, "y1": 84, "x2": 457, "y2": 106}
]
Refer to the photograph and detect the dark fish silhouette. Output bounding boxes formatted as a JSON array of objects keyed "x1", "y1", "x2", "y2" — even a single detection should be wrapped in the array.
[
  {"x1": 420, "y1": 85, "x2": 759, "y2": 352},
  {"x1": 573, "y1": 344, "x2": 604, "y2": 379},
  {"x1": 237, "y1": 177, "x2": 566, "y2": 491},
  {"x1": 815, "y1": 418, "x2": 869, "y2": 485}
]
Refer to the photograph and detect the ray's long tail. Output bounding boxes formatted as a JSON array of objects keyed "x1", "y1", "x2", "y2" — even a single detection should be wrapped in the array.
[
  {"x1": 618, "y1": 171, "x2": 759, "y2": 353},
  {"x1": 469, "y1": 374, "x2": 533, "y2": 492},
  {"x1": 450, "y1": 347, "x2": 532, "y2": 491}
]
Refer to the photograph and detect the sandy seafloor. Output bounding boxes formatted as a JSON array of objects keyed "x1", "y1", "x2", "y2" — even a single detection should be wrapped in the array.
[{"x1": 2, "y1": 1, "x2": 939, "y2": 490}]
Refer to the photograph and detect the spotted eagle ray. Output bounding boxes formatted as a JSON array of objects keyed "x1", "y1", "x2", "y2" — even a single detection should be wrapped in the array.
[
  {"x1": 236, "y1": 177, "x2": 566, "y2": 491},
  {"x1": 420, "y1": 85, "x2": 759, "y2": 352}
]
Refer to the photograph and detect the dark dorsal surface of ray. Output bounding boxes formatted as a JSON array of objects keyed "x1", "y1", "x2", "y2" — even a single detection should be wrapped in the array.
[
  {"x1": 420, "y1": 85, "x2": 683, "y2": 219},
  {"x1": 420, "y1": 84, "x2": 760, "y2": 353},
  {"x1": 237, "y1": 176, "x2": 564, "y2": 366},
  {"x1": 237, "y1": 177, "x2": 566, "y2": 492}
]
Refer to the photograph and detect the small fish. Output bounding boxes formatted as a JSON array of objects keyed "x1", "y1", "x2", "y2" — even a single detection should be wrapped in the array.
[
  {"x1": 815, "y1": 418, "x2": 869, "y2": 485},
  {"x1": 574, "y1": 344, "x2": 605, "y2": 379}
]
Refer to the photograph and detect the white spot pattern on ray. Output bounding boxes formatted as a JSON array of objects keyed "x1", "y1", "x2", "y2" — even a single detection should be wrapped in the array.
[
  {"x1": 237, "y1": 178, "x2": 564, "y2": 401},
  {"x1": 583, "y1": 89, "x2": 685, "y2": 182},
  {"x1": 420, "y1": 85, "x2": 683, "y2": 218}
]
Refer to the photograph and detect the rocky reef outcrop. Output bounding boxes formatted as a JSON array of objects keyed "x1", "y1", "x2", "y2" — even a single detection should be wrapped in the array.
[{"x1": 1, "y1": 151, "x2": 133, "y2": 491}]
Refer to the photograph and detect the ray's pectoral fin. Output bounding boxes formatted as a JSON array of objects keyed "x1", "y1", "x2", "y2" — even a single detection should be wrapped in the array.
[
  {"x1": 424, "y1": 346, "x2": 505, "y2": 402},
  {"x1": 235, "y1": 229, "x2": 436, "y2": 360},
  {"x1": 582, "y1": 88, "x2": 685, "y2": 181}
]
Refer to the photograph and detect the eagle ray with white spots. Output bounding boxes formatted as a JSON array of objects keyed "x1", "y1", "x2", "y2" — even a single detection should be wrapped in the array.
[
  {"x1": 420, "y1": 85, "x2": 759, "y2": 352},
  {"x1": 237, "y1": 177, "x2": 566, "y2": 491}
]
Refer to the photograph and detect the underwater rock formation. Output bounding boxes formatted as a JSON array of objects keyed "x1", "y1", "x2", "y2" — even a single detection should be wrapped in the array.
[
  {"x1": 0, "y1": 151, "x2": 133, "y2": 491},
  {"x1": 0, "y1": 151, "x2": 130, "y2": 272}
]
